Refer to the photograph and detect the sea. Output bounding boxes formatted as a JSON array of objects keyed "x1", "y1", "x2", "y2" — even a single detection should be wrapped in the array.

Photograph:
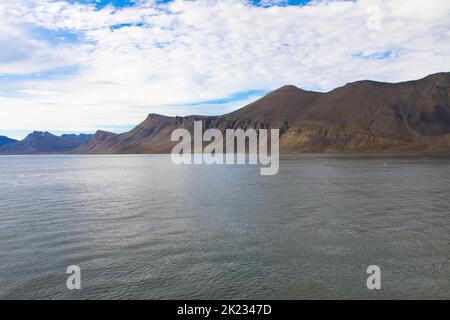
[{"x1": 0, "y1": 154, "x2": 449, "y2": 299}]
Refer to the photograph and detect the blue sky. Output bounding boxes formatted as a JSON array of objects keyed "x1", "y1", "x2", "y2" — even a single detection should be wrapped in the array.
[
  {"x1": 0, "y1": 0, "x2": 449, "y2": 140},
  {"x1": 66, "y1": 0, "x2": 314, "y2": 8}
]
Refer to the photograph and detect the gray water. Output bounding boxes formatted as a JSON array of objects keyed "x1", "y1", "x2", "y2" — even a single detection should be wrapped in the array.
[{"x1": 0, "y1": 154, "x2": 449, "y2": 300}]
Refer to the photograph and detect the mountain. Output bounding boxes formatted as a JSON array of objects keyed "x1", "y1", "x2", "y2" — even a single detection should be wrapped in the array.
[
  {"x1": 1, "y1": 72, "x2": 449, "y2": 154},
  {"x1": 0, "y1": 132, "x2": 92, "y2": 155},
  {"x1": 0, "y1": 135, "x2": 18, "y2": 148},
  {"x1": 73, "y1": 130, "x2": 118, "y2": 153},
  {"x1": 76, "y1": 72, "x2": 450, "y2": 153}
]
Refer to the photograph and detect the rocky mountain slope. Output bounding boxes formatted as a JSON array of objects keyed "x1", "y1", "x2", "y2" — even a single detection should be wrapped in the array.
[{"x1": 0, "y1": 136, "x2": 18, "y2": 149}]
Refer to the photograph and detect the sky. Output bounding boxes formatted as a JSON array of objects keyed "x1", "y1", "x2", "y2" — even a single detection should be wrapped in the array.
[{"x1": 0, "y1": 0, "x2": 450, "y2": 140}]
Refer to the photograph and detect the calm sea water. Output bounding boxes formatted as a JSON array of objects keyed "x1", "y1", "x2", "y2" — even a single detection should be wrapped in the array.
[{"x1": 0, "y1": 154, "x2": 449, "y2": 300}]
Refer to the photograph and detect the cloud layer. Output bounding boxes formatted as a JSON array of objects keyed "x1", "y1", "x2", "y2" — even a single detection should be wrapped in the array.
[{"x1": 1, "y1": 0, "x2": 450, "y2": 138}]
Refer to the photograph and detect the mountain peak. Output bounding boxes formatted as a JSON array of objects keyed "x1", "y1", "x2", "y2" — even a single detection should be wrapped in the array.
[
  {"x1": 95, "y1": 130, "x2": 114, "y2": 135},
  {"x1": 343, "y1": 72, "x2": 450, "y2": 88},
  {"x1": 273, "y1": 85, "x2": 303, "y2": 92},
  {"x1": 422, "y1": 72, "x2": 450, "y2": 86},
  {"x1": 424, "y1": 72, "x2": 450, "y2": 79},
  {"x1": 27, "y1": 131, "x2": 54, "y2": 138},
  {"x1": 146, "y1": 113, "x2": 171, "y2": 120},
  {"x1": 93, "y1": 130, "x2": 117, "y2": 140},
  {"x1": 343, "y1": 79, "x2": 390, "y2": 89}
]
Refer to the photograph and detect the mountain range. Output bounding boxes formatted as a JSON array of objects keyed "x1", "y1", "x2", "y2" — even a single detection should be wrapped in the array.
[
  {"x1": 0, "y1": 132, "x2": 91, "y2": 155},
  {"x1": 1, "y1": 72, "x2": 450, "y2": 154}
]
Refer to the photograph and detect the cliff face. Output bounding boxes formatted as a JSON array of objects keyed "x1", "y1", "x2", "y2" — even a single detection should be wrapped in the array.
[{"x1": 77, "y1": 72, "x2": 450, "y2": 154}]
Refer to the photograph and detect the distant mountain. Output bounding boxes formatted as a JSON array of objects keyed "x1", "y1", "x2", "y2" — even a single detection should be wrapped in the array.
[
  {"x1": 76, "y1": 72, "x2": 450, "y2": 153},
  {"x1": 0, "y1": 135, "x2": 18, "y2": 148},
  {"x1": 0, "y1": 132, "x2": 92, "y2": 155}
]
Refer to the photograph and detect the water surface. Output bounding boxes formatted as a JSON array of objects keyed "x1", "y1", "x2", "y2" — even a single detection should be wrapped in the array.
[{"x1": 0, "y1": 154, "x2": 449, "y2": 299}]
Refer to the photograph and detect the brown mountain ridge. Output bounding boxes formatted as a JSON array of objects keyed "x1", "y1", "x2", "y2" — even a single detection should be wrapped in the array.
[{"x1": 2, "y1": 72, "x2": 450, "y2": 154}]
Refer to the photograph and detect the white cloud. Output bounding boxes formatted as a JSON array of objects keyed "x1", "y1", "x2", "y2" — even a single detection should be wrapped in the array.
[
  {"x1": 0, "y1": 14, "x2": 84, "y2": 74},
  {"x1": 0, "y1": 0, "x2": 450, "y2": 137}
]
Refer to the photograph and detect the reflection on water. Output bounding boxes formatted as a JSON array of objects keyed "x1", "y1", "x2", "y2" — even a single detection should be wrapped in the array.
[{"x1": 0, "y1": 154, "x2": 449, "y2": 299}]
